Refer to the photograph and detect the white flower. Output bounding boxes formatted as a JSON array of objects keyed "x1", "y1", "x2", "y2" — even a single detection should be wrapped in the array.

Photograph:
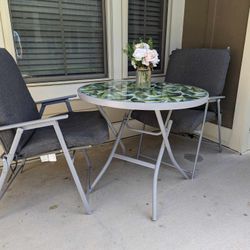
[
  {"x1": 133, "y1": 48, "x2": 148, "y2": 61},
  {"x1": 142, "y1": 49, "x2": 160, "y2": 67},
  {"x1": 135, "y1": 42, "x2": 150, "y2": 50},
  {"x1": 126, "y1": 41, "x2": 159, "y2": 69}
]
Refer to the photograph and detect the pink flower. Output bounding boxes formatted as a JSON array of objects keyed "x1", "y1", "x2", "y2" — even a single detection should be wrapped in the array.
[{"x1": 142, "y1": 49, "x2": 160, "y2": 67}]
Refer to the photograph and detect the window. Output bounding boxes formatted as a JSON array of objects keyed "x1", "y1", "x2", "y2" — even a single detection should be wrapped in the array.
[
  {"x1": 128, "y1": 0, "x2": 167, "y2": 74},
  {"x1": 9, "y1": 0, "x2": 107, "y2": 83}
]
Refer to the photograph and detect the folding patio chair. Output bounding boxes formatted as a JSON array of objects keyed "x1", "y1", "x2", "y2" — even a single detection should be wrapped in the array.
[
  {"x1": 132, "y1": 48, "x2": 230, "y2": 178},
  {"x1": 0, "y1": 48, "x2": 109, "y2": 214}
]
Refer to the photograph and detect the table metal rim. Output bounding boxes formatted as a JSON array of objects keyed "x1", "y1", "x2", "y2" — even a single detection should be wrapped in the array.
[{"x1": 78, "y1": 88, "x2": 209, "y2": 110}]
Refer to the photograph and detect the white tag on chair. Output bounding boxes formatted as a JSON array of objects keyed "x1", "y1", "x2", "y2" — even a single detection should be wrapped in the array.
[{"x1": 40, "y1": 154, "x2": 57, "y2": 162}]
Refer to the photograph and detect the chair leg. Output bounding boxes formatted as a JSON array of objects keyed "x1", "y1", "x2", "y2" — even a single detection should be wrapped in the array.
[
  {"x1": 217, "y1": 99, "x2": 222, "y2": 153},
  {"x1": 71, "y1": 150, "x2": 76, "y2": 163},
  {"x1": 0, "y1": 157, "x2": 11, "y2": 199},
  {"x1": 53, "y1": 122, "x2": 92, "y2": 214},
  {"x1": 0, "y1": 128, "x2": 24, "y2": 199},
  {"x1": 39, "y1": 104, "x2": 46, "y2": 116},
  {"x1": 192, "y1": 102, "x2": 209, "y2": 179},
  {"x1": 20, "y1": 159, "x2": 27, "y2": 173},
  {"x1": 82, "y1": 149, "x2": 92, "y2": 193},
  {"x1": 65, "y1": 99, "x2": 73, "y2": 112},
  {"x1": 136, "y1": 123, "x2": 145, "y2": 159},
  {"x1": 192, "y1": 132, "x2": 203, "y2": 179},
  {"x1": 0, "y1": 159, "x2": 25, "y2": 199}
]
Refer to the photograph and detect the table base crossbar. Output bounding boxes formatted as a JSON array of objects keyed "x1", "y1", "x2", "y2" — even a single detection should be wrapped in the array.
[
  {"x1": 114, "y1": 153, "x2": 155, "y2": 169},
  {"x1": 139, "y1": 153, "x2": 192, "y2": 174}
]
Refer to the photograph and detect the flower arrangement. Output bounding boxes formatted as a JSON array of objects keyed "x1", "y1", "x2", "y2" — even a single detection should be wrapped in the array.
[
  {"x1": 124, "y1": 38, "x2": 160, "y2": 70},
  {"x1": 123, "y1": 38, "x2": 160, "y2": 88}
]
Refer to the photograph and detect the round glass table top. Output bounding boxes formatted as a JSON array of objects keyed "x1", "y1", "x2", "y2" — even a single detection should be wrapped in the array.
[{"x1": 78, "y1": 81, "x2": 209, "y2": 110}]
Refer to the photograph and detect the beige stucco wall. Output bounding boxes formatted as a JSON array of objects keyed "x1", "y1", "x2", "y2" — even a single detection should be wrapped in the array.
[{"x1": 229, "y1": 9, "x2": 250, "y2": 153}]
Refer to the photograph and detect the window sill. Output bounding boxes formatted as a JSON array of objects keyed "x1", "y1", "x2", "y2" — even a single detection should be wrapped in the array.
[
  {"x1": 27, "y1": 73, "x2": 166, "y2": 87},
  {"x1": 123, "y1": 73, "x2": 166, "y2": 81},
  {"x1": 26, "y1": 77, "x2": 113, "y2": 87}
]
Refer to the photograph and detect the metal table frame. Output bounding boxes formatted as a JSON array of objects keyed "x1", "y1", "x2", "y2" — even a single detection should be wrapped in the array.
[{"x1": 78, "y1": 83, "x2": 209, "y2": 221}]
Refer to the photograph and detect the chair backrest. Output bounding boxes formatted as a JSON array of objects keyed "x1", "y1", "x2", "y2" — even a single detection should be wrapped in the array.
[
  {"x1": 0, "y1": 48, "x2": 40, "y2": 153},
  {"x1": 165, "y1": 48, "x2": 230, "y2": 100}
]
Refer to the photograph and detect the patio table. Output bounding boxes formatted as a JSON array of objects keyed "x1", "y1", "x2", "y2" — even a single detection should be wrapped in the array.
[{"x1": 78, "y1": 80, "x2": 209, "y2": 220}]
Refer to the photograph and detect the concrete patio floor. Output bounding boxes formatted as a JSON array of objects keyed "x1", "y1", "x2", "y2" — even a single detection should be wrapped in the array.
[{"x1": 0, "y1": 134, "x2": 250, "y2": 250}]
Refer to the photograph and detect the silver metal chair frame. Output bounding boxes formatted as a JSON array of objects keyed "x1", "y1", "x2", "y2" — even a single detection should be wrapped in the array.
[
  {"x1": 136, "y1": 96, "x2": 224, "y2": 179},
  {"x1": 36, "y1": 94, "x2": 76, "y2": 115},
  {"x1": 0, "y1": 95, "x2": 93, "y2": 214}
]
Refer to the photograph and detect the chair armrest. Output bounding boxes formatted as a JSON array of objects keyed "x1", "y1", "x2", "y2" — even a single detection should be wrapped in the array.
[
  {"x1": 208, "y1": 96, "x2": 225, "y2": 103},
  {"x1": 36, "y1": 95, "x2": 77, "y2": 115},
  {"x1": 36, "y1": 95, "x2": 77, "y2": 105},
  {"x1": 0, "y1": 115, "x2": 68, "y2": 131}
]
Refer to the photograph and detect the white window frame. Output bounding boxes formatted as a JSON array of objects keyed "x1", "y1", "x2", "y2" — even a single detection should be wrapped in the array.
[
  {"x1": 0, "y1": 0, "x2": 113, "y2": 86},
  {"x1": 122, "y1": 0, "x2": 169, "y2": 79},
  {"x1": 0, "y1": 0, "x2": 186, "y2": 87},
  {"x1": 120, "y1": 0, "x2": 185, "y2": 81}
]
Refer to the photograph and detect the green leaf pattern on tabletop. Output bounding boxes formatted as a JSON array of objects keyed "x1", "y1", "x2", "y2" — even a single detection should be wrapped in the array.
[{"x1": 80, "y1": 81, "x2": 208, "y2": 103}]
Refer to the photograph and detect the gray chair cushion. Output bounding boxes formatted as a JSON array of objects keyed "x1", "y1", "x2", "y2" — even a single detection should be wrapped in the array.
[
  {"x1": 131, "y1": 48, "x2": 229, "y2": 135},
  {"x1": 0, "y1": 49, "x2": 40, "y2": 153},
  {"x1": 131, "y1": 109, "x2": 216, "y2": 134},
  {"x1": 165, "y1": 48, "x2": 230, "y2": 112},
  {"x1": 166, "y1": 48, "x2": 230, "y2": 97},
  {"x1": 18, "y1": 111, "x2": 109, "y2": 158}
]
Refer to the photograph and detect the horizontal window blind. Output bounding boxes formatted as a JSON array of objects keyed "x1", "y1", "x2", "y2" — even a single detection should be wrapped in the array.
[
  {"x1": 9, "y1": 0, "x2": 107, "y2": 83},
  {"x1": 128, "y1": 0, "x2": 167, "y2": 74}
]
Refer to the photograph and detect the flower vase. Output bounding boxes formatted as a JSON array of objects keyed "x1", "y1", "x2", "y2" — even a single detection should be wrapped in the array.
[{"x1": 136, "y1": 68, "x2": 151, "y2": 89}]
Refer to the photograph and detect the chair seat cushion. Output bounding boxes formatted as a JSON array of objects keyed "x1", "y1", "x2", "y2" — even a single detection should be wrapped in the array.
[
  {"x1": 131, "y1": 109, "x2": 216, "y2": 134},
  {"x1": 18, "y1": 111, "x2": 109, "y2": 158}
]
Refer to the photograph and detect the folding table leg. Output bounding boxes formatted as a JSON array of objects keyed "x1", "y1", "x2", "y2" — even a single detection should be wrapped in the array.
[
  {"x1": 155, "y1": 110, "x2": 189, "y2": 180},
  {"x1": 152, "y1": 119, "x2": 173, "y2": 221},
  {"x1": 90, "y1": 112, "x2": 131, "y2": 191},
  {"x1": 150, "y1": 111, "x2": 190, "y2": 220},
  {"x1": 98, "y1": 106, "x2": 126, "y2": 154}
]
